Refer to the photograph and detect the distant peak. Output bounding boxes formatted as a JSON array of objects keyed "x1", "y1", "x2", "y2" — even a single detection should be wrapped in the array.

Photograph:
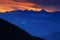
[{"x1": 40, "y1": 10, "x2": 47, "y2": 12}]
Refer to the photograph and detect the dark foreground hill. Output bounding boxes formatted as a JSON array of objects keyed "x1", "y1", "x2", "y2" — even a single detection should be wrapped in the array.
[{"x1": 0, "y1": 18, "x2": 45, "y2": 40}]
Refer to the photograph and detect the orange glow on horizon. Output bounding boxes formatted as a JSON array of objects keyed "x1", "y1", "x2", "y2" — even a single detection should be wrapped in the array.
[{"x1": 0, "y1": 0, "x2": 59, "y2": 12}]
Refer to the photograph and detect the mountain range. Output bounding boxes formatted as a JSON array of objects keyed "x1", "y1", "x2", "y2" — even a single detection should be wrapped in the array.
[
  {"x1": 0, "y1": 18, "x2": 44, "y2": 40},
  {"x1": 0, "y1": 10, "x2": 60, "y2": 40}
]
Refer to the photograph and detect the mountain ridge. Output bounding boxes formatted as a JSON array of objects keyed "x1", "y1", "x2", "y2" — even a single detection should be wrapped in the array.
[
  {"x1": 0, "y1": 10, "x2": 60, "y2": 13},
  {"x1": 0, "y1": 18, "x2": 45, "y2": 40}
]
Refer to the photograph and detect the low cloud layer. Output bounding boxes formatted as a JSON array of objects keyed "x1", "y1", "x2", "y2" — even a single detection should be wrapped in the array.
[{"x1": 0, "y1": 0, "x2": 60, "y2": 12}]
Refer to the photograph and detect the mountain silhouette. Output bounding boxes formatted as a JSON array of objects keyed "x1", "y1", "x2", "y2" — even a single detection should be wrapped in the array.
[
  {"x1": 1, "y1": 10, "x2": 60, "y2": 15},
  {"x1": 43, "y1": 32, "x2": 60, "y2": 40},
  {"x1": 0, "y1": 18, "x2": 45, "y2": 40},
  {"x1": 39, "y1": 10, "x2": 47, "y2": 12}
]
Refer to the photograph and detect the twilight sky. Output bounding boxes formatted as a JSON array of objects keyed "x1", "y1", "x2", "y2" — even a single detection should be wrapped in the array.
[{"x1": 0, "y1": 0, "x2": 60, "y2": 12}]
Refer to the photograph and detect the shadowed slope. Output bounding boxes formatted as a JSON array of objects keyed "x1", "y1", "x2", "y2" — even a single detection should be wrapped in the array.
[{"x1": 0, "y1": 18, "x2": 45, "y2": 40}]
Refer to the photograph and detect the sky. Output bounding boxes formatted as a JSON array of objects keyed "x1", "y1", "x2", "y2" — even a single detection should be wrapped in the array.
[{"x1": 0, "y1": 0, "x2": 60, "y2": 12}]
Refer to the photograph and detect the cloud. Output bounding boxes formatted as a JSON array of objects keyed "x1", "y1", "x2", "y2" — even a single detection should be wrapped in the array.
[
  {"x1": 0, "y1": 0, "x2": 60, "y2": 12},
  {"x1": 28, "y1": 0, "x2": 60, "y2": 11},
  {"x1": 28, "y1": 0, "x2": 60, "y2": 6}
]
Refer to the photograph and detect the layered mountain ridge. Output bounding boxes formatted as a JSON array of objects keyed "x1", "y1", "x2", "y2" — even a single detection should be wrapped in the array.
[{"x1": 1, "y1": 10, "x2": 60, "y2": 14}]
